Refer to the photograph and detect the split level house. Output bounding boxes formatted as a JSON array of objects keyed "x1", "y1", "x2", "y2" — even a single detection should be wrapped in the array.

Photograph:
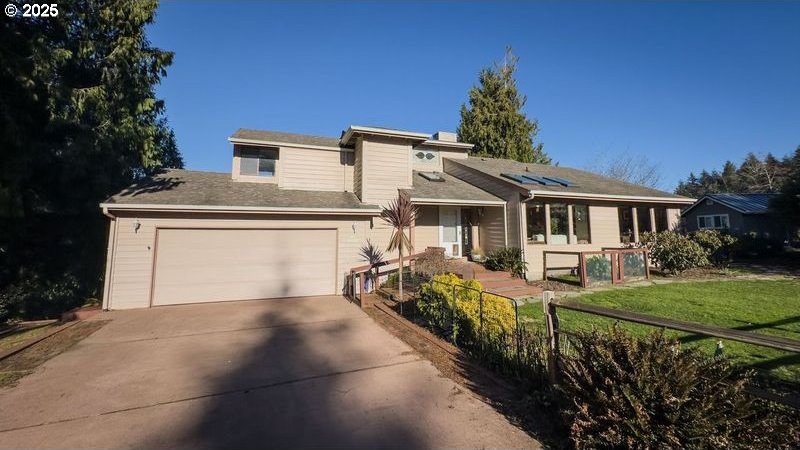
[{"x1": 99, "y1": 125, "x2": 695, "y2": 310}]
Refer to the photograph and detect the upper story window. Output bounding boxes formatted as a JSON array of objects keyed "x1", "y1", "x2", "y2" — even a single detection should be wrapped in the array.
[
  {"x1": 240, "y1": 147, "x2": 279, "y2": 177},
  {"x1": 413, "y1": 150, "x2": 439, "y2": 164},
  {"x1": 698, "y1": 214, "x2": 729, "y2": 230}
]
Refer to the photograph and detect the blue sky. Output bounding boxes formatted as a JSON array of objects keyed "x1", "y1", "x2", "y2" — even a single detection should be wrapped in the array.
[{"x1": 148, "y1": 1, "x2": 800, "y2": 190}]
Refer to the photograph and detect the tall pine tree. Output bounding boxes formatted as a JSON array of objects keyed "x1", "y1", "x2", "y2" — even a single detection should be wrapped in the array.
[
  {"x1": 0, "y1": 0, "x2": 182, "y2": 321},
  {"x1": 458, "y1": 48, "x2": 549, "y2": 164}
]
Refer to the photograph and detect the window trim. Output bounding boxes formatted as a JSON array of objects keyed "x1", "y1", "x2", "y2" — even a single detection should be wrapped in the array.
[{"x1": 697, "y1": 214, "x2": 730, "y2": 230}]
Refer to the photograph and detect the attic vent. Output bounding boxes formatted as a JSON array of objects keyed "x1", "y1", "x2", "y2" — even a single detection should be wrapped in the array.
[
  {"x1": 501, "y1": 173, "x2": 576, "y2": 187},
  {"x1": 419, "y1": 171, "x2": 445, "y2": 182}
]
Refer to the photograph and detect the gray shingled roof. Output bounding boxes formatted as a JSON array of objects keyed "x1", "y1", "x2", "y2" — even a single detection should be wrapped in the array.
[
  {"x1": 104, "y1": 169, "x2": 379, "y2": 211},
  {"x1": 231, "y1": 128, "x2": 342, "y2": 148},
  {"x1": 450, "y1": 157, "x2": 692, "y2": 201},
  {"x1": 688, "y1": 193, "x2": 778, "y2": 215},
  {"x1": 402, "y1": 171, "x2": 504, "y2": 203}
]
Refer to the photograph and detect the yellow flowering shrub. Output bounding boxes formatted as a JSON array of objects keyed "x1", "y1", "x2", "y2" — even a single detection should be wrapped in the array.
[{"x1": 417, "y1": 273, "x2": 516, "y2": 342}]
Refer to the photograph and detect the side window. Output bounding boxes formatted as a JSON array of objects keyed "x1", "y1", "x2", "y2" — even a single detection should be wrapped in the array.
[
  {"x1": 240, "y1": 147, "x2": 279, "y2": 177},
  {"x1": 526, "y1": 202, "x2": 546, "y2": 243}
]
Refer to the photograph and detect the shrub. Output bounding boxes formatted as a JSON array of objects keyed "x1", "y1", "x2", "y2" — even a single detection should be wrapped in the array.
[
  {"x1": 417, "y1": 273, "x2": 516, "y2": 342},
  {"x1": 560, "y1": 328, "x2": 799, "y2": 450},
  {"x1": 484, "y1": 247, "x2": 527, "y2": 278},
  {"x1": 736, "y1": 234, "x2": 784, "y2": 257},
  {"x1": 689, "y1": 229, "x2": 737, "y2": 266},
  {"x1": 585, "y1": 255, "x2": 612, "y2": 282},
  {"x1": 412, "y1": 248, "x2": 448, "y2": 280},
  {"x1": 640, "y1": 231, "x2": 708, "y2": 274}
]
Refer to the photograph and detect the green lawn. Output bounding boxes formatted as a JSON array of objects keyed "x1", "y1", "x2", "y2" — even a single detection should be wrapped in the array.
[{"x1": 518, "y1": 279, "x2": 800, "y2": 383}]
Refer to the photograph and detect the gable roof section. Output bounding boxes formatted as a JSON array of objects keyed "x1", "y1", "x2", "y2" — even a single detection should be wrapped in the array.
[
  {"x1": 402, "y1": 171, "x2": 505, "y2": 205},
  {"x1": 449, "y1": 157, "x2": 694, "y2": 204},
  {"x1": 681, "y1": 193, "x2": 779, "y2": 216},
  {"x1": 230, "y1": 128, "x2": 342, "y2": 149},
  {"x1": 101, "y1": 169, "x2": 380, "y2": 214}
]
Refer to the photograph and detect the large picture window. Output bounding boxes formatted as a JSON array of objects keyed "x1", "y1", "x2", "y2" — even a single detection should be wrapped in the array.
[
  {"x1": 636, "y1": 207, "x2": 652, "y2": 234},
  {"x1": 240, "y1": 147, "x2": 279, "y2": 177},
  {"x1": 527, "y1": 202, "x2": 546, "y2": 244},
  {"x1": 572, "y1": 205, "x2": 590, "y2": 244},
  {"x1": 618, "y1": 207, "x2": 634, "y2": 243},
  {"x1": 654, "y1": 207, "x2": 669, "y2": 231}
]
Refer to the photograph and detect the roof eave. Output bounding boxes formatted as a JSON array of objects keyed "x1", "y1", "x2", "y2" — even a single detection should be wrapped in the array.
[
  {"x1": 408, "y1": 197, "x2": 505, "y2": 206},
  {"x1": 227, "y1": 136, "x2": 348, "y2": 152},
  {"x1": 340, "y1": 125, "x2": 431, "y2": 146},
  {"x1": 99, "y1": 203, "x2": 382, "y2": 216},
  {"x1": 528, "y1": 190, "x2": 696, "y2": 204}
]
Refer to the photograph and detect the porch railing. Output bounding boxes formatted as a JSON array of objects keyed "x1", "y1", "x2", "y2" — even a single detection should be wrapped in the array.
[{"x1": 345, "y1": 251, "x2": 429, "y2": 307}]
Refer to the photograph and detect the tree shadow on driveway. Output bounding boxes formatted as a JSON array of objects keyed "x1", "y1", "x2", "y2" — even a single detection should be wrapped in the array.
[{"x1": 137, "y1": 299, "x2": 428, "y2": 449}]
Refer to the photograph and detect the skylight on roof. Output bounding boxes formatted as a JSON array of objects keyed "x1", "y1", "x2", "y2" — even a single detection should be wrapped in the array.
[
  {"x1": 419, "y1": 172, "x2": 445, "y2": 182},
  {"x1": 501, "y1": 173, "x2": 575, "y2": 187}
]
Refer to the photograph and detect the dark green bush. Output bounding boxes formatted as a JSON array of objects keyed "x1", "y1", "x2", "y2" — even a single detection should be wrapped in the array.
[
  {"x1": 484, "y1": 247, "x2": 527, "y2": 278},
  {"x1": 689, "y1": 229, "x2": 738, "y2": 266},
  {"x1": 736, "y1": 234, "x2": 784, "y2": 257},
  {"x1": 560, "y1": 328, "x2": 799, "y2": 450},
  {"x1": 0, "y1": 273, "x2": 83, "y2": 323},
  {"x1": 640, "y1": 231, "x2": 708, "y2": 274}
]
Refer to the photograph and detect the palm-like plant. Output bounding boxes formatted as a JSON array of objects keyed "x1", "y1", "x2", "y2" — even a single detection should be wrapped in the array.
[
  {"x1": 380, "y1": 195, "x2": 419, "y2": 312},
  {"x1": 358, "y1": 239, "x2": 385, "y2": 292}
]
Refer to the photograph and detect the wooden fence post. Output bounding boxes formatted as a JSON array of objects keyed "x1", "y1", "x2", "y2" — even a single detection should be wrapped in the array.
[{"x1": 542, "y1": 290, "x2": 559, "y2": 385}]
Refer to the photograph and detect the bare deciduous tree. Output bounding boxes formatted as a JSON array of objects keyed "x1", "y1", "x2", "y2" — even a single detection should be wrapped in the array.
[{"x1": 586, "y1": 152, "x2": 663, "y2": 189}]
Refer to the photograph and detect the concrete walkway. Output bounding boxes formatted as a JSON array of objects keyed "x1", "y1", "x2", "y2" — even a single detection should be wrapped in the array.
[{"x1": 0, "y1": 296, "x2": 539, "y2": 449}]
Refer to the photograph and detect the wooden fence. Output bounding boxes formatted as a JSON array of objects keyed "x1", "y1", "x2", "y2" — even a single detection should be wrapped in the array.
[{"x1": 541, "y1": 291, "x2": 800, "y2": 408}]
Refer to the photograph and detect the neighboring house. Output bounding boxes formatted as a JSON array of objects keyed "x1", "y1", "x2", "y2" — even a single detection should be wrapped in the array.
[
  {"x1": 99, "y1": 125, "x2": 694, "y2": 310},
  {"x1": 681, "y1": 193, "x2": 788, "y2": 241}
]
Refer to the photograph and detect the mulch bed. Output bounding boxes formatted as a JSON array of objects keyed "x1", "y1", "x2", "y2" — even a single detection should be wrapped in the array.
[
  {"x1": 0, "y1": 320, "x2": 108, "y2": 388},
  {"x1": 363, "y1": 300, "x2": 567, "y2": 448}
]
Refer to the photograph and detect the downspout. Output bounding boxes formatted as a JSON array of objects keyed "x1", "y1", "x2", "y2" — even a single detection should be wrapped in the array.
[{"x1": 101, "y1": 206, "x2": 118, "y2": 310}]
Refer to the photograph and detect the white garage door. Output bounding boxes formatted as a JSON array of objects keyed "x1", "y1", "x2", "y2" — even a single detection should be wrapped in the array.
[{"x1": 152, "y1": 228, "x2": 337, "y2": 306}]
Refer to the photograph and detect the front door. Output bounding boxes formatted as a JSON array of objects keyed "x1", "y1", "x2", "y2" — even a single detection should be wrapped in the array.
[{"x1": 439, "y1": 206, "x2": 461, "y2": 258}]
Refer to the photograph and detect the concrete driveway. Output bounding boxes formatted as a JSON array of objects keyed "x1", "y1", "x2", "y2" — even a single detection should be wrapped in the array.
[{"x1": 0, "y1": 296, "x2": 539, "y2": 449}]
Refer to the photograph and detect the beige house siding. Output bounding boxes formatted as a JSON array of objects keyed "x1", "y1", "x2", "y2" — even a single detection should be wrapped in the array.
[
  {"x1": 444, "y1": 159, "x2": 524, "y2": 246},
  {"x1": 411, "y1": 146, "x2": 469, "y2": 172},
  {"x1": 104, "y1": 211, "x2": 372, "y2": 310},
  {"x1": 413, "y1": 205, "x2": 440, "y2": 251},
  {"x1": 479, "y1": 206, "x2": 507, "y2": 252},
  {"x1": 279, "y1": 146, "x2": 354, "y2": 192},
  {"x1": 232, "y1": 144, "x2": 353, "y2": 192},
  {"x1": 360, "y1": 138, "x2": 413, "y2": 206}
]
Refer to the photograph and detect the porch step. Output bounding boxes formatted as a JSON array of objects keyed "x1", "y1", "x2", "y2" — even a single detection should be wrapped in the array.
[
  {"x1": 479, "y1": 277, "x2": 528, "y2": 289},
  {"x1": 486, "y1": 285, "x2": 543, "y2": 300},
  {"x1": 472, "y1": 269, "x2": 514, "y2": 281}
]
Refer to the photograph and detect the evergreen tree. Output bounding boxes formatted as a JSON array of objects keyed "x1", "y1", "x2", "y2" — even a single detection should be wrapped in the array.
[
  {"x1": 458, "y1": 47, "x2": 549, "y2": 164},
  {"x1": 772, "y1": 147, "x2": 800, "y2": 232},
  {"x1": 0, "y1": 0, "x2": 181, "y2": 321}
]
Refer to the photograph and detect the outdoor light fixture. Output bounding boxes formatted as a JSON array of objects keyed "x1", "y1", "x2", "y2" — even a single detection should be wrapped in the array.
[{"x1": 133, "y1": 219, "x2": 141, "y2": 233}]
